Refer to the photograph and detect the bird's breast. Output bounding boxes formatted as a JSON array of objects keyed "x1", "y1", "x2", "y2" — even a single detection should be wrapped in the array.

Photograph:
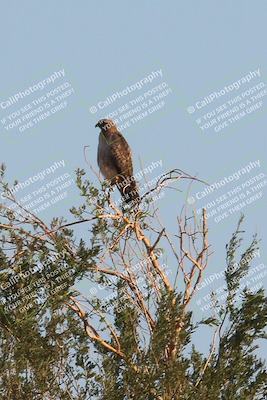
[{"x1": 97, "y1": 134, "x2": 118, "y2": 181}]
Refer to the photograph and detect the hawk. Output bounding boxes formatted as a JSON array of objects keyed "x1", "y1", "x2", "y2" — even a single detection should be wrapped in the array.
[{"x1": 95, "y1": 119, "x2": 139, "y2": 204}]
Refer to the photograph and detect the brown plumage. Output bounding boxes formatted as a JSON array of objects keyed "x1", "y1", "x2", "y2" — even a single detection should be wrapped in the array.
[{"x1": 96, "y1": 119, "x2": 139, "y2": 204}]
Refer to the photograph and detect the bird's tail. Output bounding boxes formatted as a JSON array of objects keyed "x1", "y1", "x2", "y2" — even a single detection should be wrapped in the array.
[{"x1": 118, "y1": 179, "x2": 140, "y2": 205}]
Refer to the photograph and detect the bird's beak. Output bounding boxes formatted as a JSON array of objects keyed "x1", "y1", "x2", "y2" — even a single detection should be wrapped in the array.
[{"x1": 95, "y1": 122, "x2": 99, "y2": 128}]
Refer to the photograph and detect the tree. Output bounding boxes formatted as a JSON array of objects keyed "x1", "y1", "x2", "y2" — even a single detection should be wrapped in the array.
[{"x1": 0, "y1": 164, "x2": 266, "y2": 399}]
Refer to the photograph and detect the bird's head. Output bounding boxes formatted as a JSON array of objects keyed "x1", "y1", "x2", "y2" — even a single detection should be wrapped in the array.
[{"x1": 95, "y1": 119, "x2": 117, "y2": 132}]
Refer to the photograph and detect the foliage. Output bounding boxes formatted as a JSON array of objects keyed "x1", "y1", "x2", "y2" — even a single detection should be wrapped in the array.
[{"x1": 0, "y1": 167, "x2": 266, "y2": 399}]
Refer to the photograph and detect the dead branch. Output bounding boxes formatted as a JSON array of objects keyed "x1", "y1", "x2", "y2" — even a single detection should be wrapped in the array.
[{"x1": 67, "y1": 297, "x2": 125, "y2": 359}]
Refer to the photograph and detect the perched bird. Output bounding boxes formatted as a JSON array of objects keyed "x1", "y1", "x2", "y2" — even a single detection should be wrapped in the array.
[{"x1": 95, "y1": 119, "x2": 139, "y2": 204}]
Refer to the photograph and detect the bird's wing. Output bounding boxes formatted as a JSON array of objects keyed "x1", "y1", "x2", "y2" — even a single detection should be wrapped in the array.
[{"x1": 109, "y1": 132, "x2": 133, "y2": 177}]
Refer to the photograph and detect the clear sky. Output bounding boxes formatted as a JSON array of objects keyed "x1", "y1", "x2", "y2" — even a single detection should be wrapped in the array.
[{"x1": 0, "y1": 1, "x2": 266, "y2": 357}]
